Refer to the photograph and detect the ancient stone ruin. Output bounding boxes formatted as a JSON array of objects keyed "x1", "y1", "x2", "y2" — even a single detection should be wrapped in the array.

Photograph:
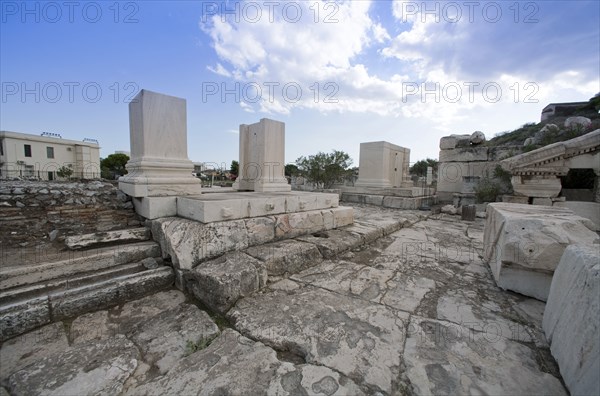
[
  {"x1": 1, "y1": 89, "x2": 598, "y2": 396},
  {"x1": 355, "y1": 141, "x2": 411, "y2": 189},
  {"x1": 118, "y1": 89, "x2": 202, "y2": 219},
  {"x1": 340, "y1": 140, "x2": 436, "y2": 209},
  {"x1": 232, "y1": 118, "x2": 290, "y2": 192},
  {"x1": 501, "y1": 129, "x2": 600, "y2": 229}
]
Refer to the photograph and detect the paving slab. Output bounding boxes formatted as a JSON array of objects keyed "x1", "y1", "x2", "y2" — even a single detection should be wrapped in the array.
[
  {"x1": 228, "y1": 285, "x2": 409, "y2": 394},
  {"x1": 404, "y1": 316, "x2": 567, "y2": 395},
  {"x1": 0, "y1": 322, "x2": 69, "y2": 382},
  {"x1": 124, "y1": 329, "x2": 364, "y2": 396},
  {"x1": 5, "y1": 336, "x2": 140, "y2": 396},
  {"x1": 291, "y1": 260, "x2": 435, "y2": 313}
]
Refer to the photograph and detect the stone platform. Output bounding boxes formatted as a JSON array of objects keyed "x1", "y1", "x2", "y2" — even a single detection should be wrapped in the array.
[
  {"x1": 341, "y1": 186, "x2": 436, "y2": 210},
  {"x1": 341, "y1": 186, "x2": 432, "y2": 197},
  {"x1": 177, "y1": 191, "x2": 339, "y2": 223},
  {"x1": 0, "y1": 210, "x2": 569, "y2": 395}
]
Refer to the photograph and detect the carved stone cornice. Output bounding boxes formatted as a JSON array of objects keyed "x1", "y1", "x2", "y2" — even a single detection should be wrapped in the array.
[{"x1": 501, "y1": 129, "x2": 600, "y2": 175}]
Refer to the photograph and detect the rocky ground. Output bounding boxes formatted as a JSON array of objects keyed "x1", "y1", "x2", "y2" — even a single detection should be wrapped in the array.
[{"x1": 0, "y1": 212, "x2": 567, "y2": 395}]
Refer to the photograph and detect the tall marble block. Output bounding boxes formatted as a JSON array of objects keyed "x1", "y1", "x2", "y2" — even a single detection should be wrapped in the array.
[
  {"x1": 233, "y1": 118, "x2": 291, "y2": 192},
  {"x1": 543, "y1": 245, "x2": 600, "y2": 396},
  {"x1": 355, "y1": 141, "x2": 411, "y2": 188},
  {"x1": 119, "y1": 89, "x2": 201, "y2": 198}
]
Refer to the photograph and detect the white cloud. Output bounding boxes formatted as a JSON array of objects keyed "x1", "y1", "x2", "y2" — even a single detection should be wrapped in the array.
[
  {"x1": 372, "y1": 23, "x2": 390, "y2": 43},
  {"x1": 207, "y1": 63, "x2": 232, "y2": 77},
  {"x1": 200, "y1": 0, "x2": 599, "y2": 131}
]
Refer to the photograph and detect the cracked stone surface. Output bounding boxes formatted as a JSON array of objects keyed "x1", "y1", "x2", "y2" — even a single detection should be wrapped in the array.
[
  {"x1": 404, "y1": 316, "x2": 567, "y2": 395},
  {"x1": 228, "y1": 285, "x2": 409, "y2": 394},
  {"x1": 125, "y1": 329, "x2": 364, "y2": 396},
  {"x1": 0, "y1": 208, "x2": 568, "y2": 395}
]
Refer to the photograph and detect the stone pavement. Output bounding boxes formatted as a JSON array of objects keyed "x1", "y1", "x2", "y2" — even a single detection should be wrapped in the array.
[{"x1": 0, "y1": 211, "x2": 567, "y2": 395}]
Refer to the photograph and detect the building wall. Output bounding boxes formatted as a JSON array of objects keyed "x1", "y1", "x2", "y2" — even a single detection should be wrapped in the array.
[{"x1": 0, "y1": 131, "x2": 100, "y2": 180}]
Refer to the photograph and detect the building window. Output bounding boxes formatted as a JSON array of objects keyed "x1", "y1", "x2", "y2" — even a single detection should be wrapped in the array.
[
  {"x1": 24, "y1": 144, "x2": 32, "y2": 157},
  {"x1": 0, "y1": 139, "x2": 4, "y2": 156},
  {"x1": 47, "y1": 147, "x2": 54, "y2": 159}
]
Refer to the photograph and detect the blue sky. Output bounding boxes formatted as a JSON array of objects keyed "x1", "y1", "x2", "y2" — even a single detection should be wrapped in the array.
[{"x1": 1, "y1": 0, "x2": 598, "y2": 168}]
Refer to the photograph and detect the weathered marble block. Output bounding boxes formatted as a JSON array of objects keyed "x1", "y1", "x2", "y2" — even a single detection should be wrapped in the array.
[
  {"x1": 483, "y1": 203, "x2": 598, "y2": 300},
  {"x1": 355, "y1": 141, "x2": 411, "y2": 188},
  {"x1": 233, "y1": 118, "x2": 290, "y2": 192},
  {"x1": 118, "y1": 89, "x2": 201, "y2": 219},
  {"x1": 119, "y1": 90, "x2": 201, "y2": 198},
  {"x1": 439, "y1": 147, "x2": 489, "y2": 162},
  {"x1": 543, "y1": 244, "x2": 600, "y2": 396}
]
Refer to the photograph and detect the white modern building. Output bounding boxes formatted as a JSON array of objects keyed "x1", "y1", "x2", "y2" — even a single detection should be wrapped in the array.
[{"x1": 0, "y1": 131, "x2": 101, "y2": 180}]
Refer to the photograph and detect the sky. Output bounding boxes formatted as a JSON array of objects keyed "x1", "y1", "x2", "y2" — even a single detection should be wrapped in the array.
[{"x1": 1, "y1": 0, "x2": 599, "y2": 169}]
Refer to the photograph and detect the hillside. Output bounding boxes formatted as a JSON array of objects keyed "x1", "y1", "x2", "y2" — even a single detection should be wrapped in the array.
[{"x1": 486, "y1": 95, "x2": 600, "y2": 150}]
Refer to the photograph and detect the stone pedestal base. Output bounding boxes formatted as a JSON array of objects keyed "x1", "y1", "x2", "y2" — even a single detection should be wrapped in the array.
[
  {"x1": 132, "y1": 197, "x2": 178, "y2": 219},
  {"x1": 177, "y1": 191, "x2": 338, "y2": 223}
]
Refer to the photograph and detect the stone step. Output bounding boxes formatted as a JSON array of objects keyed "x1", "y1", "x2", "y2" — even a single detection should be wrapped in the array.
[
  {"x1": 64, "y1": 227, "x2": 151, "y2": 250},
  {"x1": 0, "y1": 261, "x2": 147, "y2": 305},
  {"x1": 0, "y1": 241, "x2": 161, "y2": 290},
  {"x1": 183, "y1": 212, "x2": 426, "y2": 315},
  {"x1": 0, "y1": 266, "x2": 174, "y2": 342}
]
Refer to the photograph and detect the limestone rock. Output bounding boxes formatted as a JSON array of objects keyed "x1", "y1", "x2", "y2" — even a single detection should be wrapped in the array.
[
  {"x1": 228, "y1": 285, "x2": 409, "y2": 393},
  {"x1": 543, "y1": 245, "x2": 600, "y2": 396},
  {"x1": 0, "y1": 323, "x2": 69, "y2": 381},
  {"x1": 128, "y1": 303, "x2": 220, "y2": 374},
  {"x1": 523, "y1": 137, "x2": 535, "y2": 146},
  {"x1": 244, "y1": 239, "x2": 323, "y2": 276},
  {"x1": 483, "y1": 203, "x2": 599, "y2": 300},
  {"x1": 536, "y1": 123, "x2": 559, "y2": 143},
  {"x1": 296, "y1": 229, "x2": 363, "y2": 258},
  {"x1": 439, "y1": 134, "x2": 471, "y2": 150},
  {"x1": 441, "y1": 204, "x2": 458, "y2": 215},
  {"x1": 439, "y1": 147, "x2": 488, "y2": 162},
  {"x1": 125, "y1": 329, "x2": 363, "y2": 396},
  {"x1": 404, "y1": 316, "x2": 566, "y2": 395},
  {"x1": 292, "y1": 260, "x2": 435, "y2": 313},
  {"x1": 141, "y1": 257, "x2": 159, "y2": 269},
  {"x1": 65, "y1": 227, "x2": 151, "y2": 249},
  {"x1": 470, "y1": 130, "x2": 486, "y2": 145},
  {"x1": 70, "y1": 290, "x2": 188, "y2": 344},
  {"x1": 0, "y1": 297, "x2": 51, "y2": 342},
  {"x1": 151, "y1": 217, "x2": 249, "y2": 269},
  {"x1": 186, "y1": 251, "x2": 267, "y2": 314},
  {"x1": 5, "y1": 336, "x2": 140, "y2": 396},
  {"x1": 50, "y1": 267, "x2": 175, "y2": 320},
  {"x1": 564, "y1": 116, "x2": 591, "y2": 129}
]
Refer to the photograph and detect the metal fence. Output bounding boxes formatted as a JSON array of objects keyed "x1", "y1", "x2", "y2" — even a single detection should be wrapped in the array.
[{"x1": 0, "y1": 168, "x2": 101, "y2": 181}]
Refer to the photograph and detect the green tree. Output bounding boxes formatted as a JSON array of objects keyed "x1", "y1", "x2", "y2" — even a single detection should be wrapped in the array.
[
  {"x1": 101, "y1": 153, "x2": 129, "y2": 179},
  {"x1": 285, "y1": 164, "x2": 299, "y2": 177},
  {"x1": 410, "y1": 158, "x2": 438, "y2": 177},
  {"x1": 295, "y1": 150, "x2": 353, "y2": 189},
  {"x1": 230, "y1": 160, "x2": 239, "y2": 176},
  {"x1": 56, "y1": 165, "x2": 73, "y2": 179}
]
